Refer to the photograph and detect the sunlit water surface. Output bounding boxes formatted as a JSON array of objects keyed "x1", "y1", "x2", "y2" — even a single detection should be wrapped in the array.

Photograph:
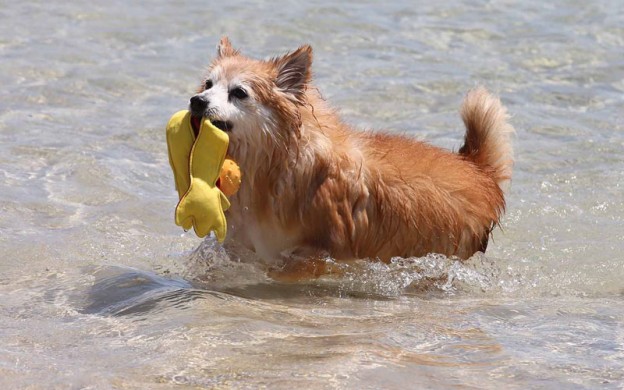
[{"x1": 1, "y1": 1, "x2": 623, "y2": 388}]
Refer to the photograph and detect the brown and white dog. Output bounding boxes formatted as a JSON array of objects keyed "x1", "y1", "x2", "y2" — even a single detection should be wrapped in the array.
[{"x1": 188, "y1": 37, "x2": 514, "y2": 277}]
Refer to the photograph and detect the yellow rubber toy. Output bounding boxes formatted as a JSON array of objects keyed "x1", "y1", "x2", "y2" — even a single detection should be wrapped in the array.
[{"x1": 166, "y1": 110, "x2": 241, "y2": 241}]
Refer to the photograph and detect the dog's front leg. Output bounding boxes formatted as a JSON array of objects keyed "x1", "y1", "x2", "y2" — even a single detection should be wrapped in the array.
[{"x1": 267, "y1": 247, "x2": 343, "y2": 282}]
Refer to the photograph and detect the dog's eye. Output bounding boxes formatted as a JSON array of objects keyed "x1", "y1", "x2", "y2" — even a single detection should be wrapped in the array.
[
  {"x1": 230, "y1": 87, "x2": 248, "y2": 100},
  {"x1": 204, "y1": 79, "x2": 213, "y2": 90}
]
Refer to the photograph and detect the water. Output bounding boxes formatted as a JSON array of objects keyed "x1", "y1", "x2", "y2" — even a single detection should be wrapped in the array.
[{"x1": 1, "y1": 0, "x2": 623, "y2": 388}]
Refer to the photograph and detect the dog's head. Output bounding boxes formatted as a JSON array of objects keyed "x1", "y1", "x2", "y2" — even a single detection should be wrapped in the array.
[{"x1": 190, "y1": 37, "x2": 313, "y2": 164}]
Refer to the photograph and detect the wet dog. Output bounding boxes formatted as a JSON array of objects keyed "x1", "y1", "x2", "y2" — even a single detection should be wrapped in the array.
[{"x1": 189, "y1": 37, "x2": 514, "y2": 278}]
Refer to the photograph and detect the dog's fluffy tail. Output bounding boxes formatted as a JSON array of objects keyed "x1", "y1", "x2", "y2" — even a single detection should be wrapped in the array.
[{"x1": 459, "y1": 87, "x2": 514, "y2": 192}]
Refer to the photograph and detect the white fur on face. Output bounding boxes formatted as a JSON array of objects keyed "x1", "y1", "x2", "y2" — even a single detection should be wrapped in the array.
[
  {"x1": 193, "y1": 67, "x2": 285, "y2": 188},
  {"x1": 201, "y1": 68, "x2": 271, "y2": 135},
  {"x1": 199, "y1": 67, "x2": 280, "y2": 156}
]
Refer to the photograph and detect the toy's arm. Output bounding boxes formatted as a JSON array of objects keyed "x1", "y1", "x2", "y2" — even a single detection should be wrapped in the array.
[
  {"x1": 166, "y1": 110, "x2": 195, "y2": 200},
  {"x1": 167, "y1": 111, "x2": 233, "y2": 241},
  {"x1": 175, "y1": 116, "x2": 230, "y2": 241}
]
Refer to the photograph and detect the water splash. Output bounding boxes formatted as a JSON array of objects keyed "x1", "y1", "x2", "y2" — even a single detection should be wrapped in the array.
[
  {"x1": 328, "y1": 253, "x2": 504, "y2": 297},
  {"x1": 174, "y1": 239, "x2": 508, "y2": 298}
]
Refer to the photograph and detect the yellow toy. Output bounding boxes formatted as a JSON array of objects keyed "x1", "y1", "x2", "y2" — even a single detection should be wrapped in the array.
[{"x1": 166, "y1": 110, "x2": 241, "y2": 241}]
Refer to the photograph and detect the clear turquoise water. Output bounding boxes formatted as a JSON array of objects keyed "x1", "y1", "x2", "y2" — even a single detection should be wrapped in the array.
[{"x1": 1, "y1": 1, "x2": 623, "y2": 388}]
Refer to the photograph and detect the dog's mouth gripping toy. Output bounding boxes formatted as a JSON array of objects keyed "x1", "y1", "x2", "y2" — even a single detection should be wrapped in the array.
[{"x1": 166, "y1": 110, "x2": 241, "y2": 241}]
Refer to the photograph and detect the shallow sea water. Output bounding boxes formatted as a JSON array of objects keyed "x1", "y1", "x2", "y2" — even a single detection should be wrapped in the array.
[{"x1": 1, "y1": 1, "x2": 624, "y2": 388}]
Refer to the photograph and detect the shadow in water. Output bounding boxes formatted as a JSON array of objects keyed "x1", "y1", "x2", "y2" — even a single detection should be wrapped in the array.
[
  {"x1": 80, "y1": 265, "x2": 398, "y2": 319},
  {"x1": 80, "y1": 248, "x2": 499, "y2": 318},
  {"x1": 217, "y1": 281, "x2": 401, "y2": 301},
  {"x1": 81, "y1": 266, "x2": 224, "y2": 317}
]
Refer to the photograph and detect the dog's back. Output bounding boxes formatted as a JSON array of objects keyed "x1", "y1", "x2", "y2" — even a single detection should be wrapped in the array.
[{"x1": 289, "y1": 88, "x2": 513, "y2": 261}]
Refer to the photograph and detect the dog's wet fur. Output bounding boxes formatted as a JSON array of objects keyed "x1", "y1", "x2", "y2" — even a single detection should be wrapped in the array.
[{"x1": 188, "y1": 37, "x2": 514, "y2": 277}]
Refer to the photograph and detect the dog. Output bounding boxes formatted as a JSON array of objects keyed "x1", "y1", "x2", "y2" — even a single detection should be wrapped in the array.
[{"x1": 188, "y1": 37, "x2": 514, "y2": 278}]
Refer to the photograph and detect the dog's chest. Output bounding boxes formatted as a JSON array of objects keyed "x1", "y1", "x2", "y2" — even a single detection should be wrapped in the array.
[{"x1": 226, "y1": 204, "x2": 299, "y2": 263}]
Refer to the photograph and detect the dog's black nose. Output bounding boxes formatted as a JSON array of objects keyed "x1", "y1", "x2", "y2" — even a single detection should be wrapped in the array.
[{"x1": 190, "y1": 95, "x2": 208, "y2": 113}]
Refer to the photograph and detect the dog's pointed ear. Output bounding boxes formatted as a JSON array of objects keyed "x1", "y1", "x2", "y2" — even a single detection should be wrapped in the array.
[
  {"x1": 273, "y1": 45, "x2": 313, "y2": 102},
  {"x1": 217, "y1": 36, "x2": 239, "y2": 58}
]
